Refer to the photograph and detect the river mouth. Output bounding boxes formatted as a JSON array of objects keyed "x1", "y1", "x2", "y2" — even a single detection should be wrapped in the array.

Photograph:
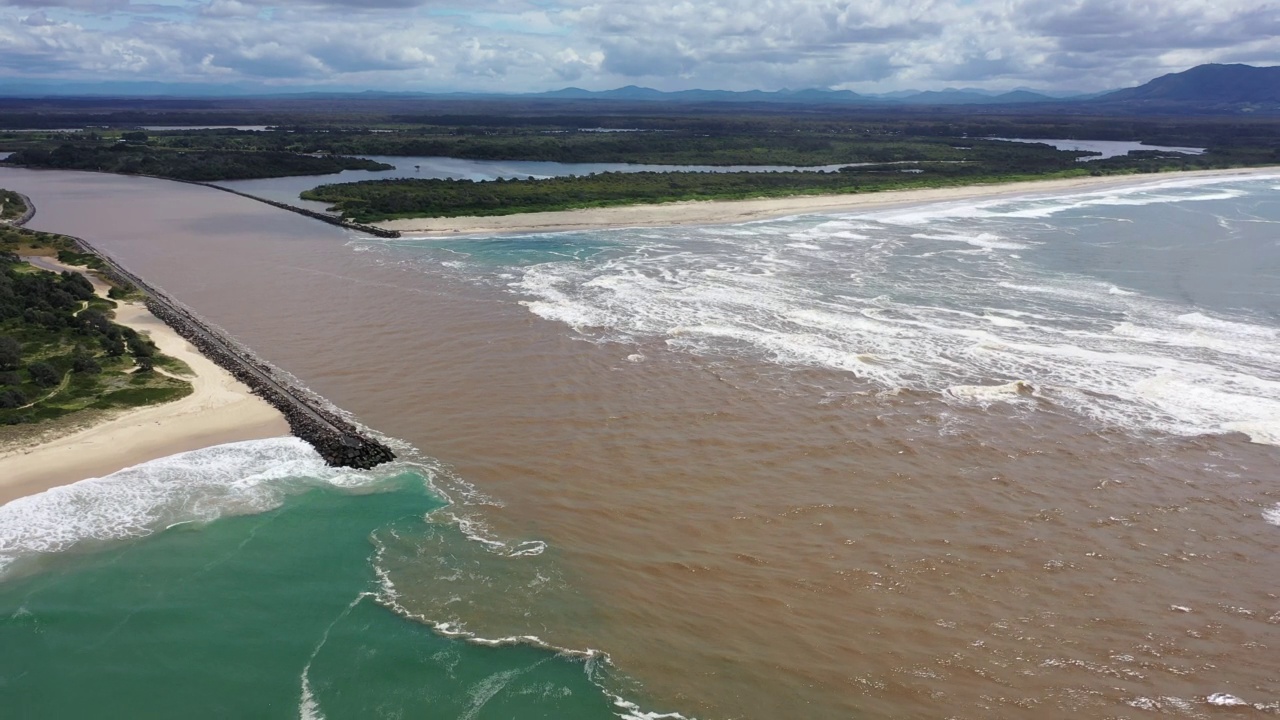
[{"x1": 2, "y1": 165, "x2": 1278, "y2": 719}]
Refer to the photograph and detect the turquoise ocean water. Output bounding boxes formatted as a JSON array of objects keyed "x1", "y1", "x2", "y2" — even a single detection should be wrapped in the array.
[{"x1": 0, "y1": 438, "x2": 675, "y2": 719}]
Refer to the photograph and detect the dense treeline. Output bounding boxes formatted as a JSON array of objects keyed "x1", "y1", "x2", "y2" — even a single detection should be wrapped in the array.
[
  {"x1": 0, "y1": 250, "x2": 190, "y2": 425},
  {"x1": 5, "y1": 107, "x2": 1278, "y2": 162},
  {"x1": 2, "y1": 142, "x2": 391, "y2": 182},
  {"x1": 146, "y1": 129, "x2": 991, "y2": 166},
  {"x1": 3, "y1": 110, "x2": 1278, "y2": 171},
  {"x1": 301, "y1": 165, "x2": 1062, "y2": 221},
  {"x1": 304, "y1": 146, "x2": 1266, "y2": 222}
]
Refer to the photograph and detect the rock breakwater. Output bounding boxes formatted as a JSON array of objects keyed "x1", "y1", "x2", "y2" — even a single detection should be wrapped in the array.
[
  {"x1": 188, "y1": 181, "x2": 400, "y2": 238},
  {"x1": 6, "y1": 192, "x2": 35, "y2": 227},
  {"x1": 71, "y1": 233, "x2": 396, "y2": 470}
]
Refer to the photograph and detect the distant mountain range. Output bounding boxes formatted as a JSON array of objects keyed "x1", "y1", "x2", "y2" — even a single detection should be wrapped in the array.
[
  {"x1": 1090, "y1": 63, "x2": 1280, "y2": 110},
  {"x1": 0, "y1": 64, "x2": 1275, "y2": 114},
  {"x1": 534, "y1": 85, "x2": 1071, "y2": 105}
]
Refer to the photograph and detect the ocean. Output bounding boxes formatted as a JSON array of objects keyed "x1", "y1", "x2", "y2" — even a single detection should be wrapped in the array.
[{"x1": 1, "y1": 167, "x2": 1278, "y2": 718}]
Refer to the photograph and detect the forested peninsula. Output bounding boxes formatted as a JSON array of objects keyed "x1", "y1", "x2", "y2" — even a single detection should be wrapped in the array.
[{"x1": 301, "y1": 147, "x2": 1262, "y2": 222}]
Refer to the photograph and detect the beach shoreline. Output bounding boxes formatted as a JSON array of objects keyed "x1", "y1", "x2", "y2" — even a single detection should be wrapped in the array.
[
  {"x1": 0, "y1": 259, "x2": 290, "y2": 505},
  {"x1": 374, "y1": 166, "x2": 1280, "y2": 236}
]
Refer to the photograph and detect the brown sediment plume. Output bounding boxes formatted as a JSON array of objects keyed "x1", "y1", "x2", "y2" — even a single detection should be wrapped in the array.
[{"x1": 67, "y1": 230, "x2": 395, "y2": 470}]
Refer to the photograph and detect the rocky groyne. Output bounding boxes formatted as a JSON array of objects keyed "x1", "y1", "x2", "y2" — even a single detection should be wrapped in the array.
[
  {"x1": 192, "y1": 182, "x2": 400, "y2": 238},
  {"x1": 70, "y1": 233, "x2": 396, "y2": 470},
  {"x1": 7, "y1": 192, "x2": 35, "y2": 227},
  {"x1": 160, "y1": 178, "x2": 399, "y2": 237}
]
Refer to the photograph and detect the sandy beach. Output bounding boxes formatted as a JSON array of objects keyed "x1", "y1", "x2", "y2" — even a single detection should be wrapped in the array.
[
  {"x1": 375, "y1": 167, "x2": 1280, "y2": 236},
  {"x1": 0, "y1": 260, "x2": 289, "y2": 504}
]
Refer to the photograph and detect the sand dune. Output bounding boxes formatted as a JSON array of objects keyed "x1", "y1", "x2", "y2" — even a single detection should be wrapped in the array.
[{"x1": 0, "y1": 262, "x2": 288, "y2": 504}]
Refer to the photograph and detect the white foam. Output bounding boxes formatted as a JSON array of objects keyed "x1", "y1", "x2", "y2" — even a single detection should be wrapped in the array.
[
  {"x1": 611, "y1": 695, "x2": 692, "y2": 720},
  {"x1": 0, "y1": 437, "x2": 387, "y2": 573},
  {"x1": 945, "y1": 380, "x2": 1035, "y2": 403},
  {"x1": 865, "y1": 174, "x2": 1277, "y2": 226},
  {"x1": 911, "y1": 232, "x2": 1029, "y2": 250},
  {"x1": 1207, "y1": 693, "x2": 1249, "y2": 707},
  {"x1": 1264, "y1": 504, "x2": 1280, "y2": 527},
  {"x1": 369, "y1": 535, "x2": 675, "y2": 720},
  {"x1": 508, "y1": 177, "x2": 1280, "y2": 446}
]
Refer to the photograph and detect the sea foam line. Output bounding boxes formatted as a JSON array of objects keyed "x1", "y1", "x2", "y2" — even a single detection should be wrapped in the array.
[
  {"x1": 369, "y1": 531, "x2": 692, "y2": 720},
  {"x1": 0, "y1": 437, "x2": 398, "y2": 577}
]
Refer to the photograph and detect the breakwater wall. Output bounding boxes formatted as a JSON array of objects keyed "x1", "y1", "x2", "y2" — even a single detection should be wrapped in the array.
[
  {"x1": 69, "y1": 234, "x2": 396, "y2": 470},
  {"x1": 171, "y1": 179, "x2": 401, "y2": 238},
  {"x1": 7, "y1": 192, "x2": 35, "y2": 227}
]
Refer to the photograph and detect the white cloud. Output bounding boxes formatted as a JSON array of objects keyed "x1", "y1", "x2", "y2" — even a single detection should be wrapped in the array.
[{"x1": 0, "y1": 0, "x2": 1274, "y2": 91}]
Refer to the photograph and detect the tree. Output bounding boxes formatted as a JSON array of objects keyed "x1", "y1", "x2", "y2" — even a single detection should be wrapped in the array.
[
  {"x1": 72, "y1": 350, "x2": 102, "y2": 375},
  {"x1": 100, "y1": 334, "x2": 126, "y2": 357},
  {"x1": 127, "y1": 334, "x2": 155, "y2": 358},
  {"x1": 0, "y1": 388, "x2": 26, "y2": 409},
  {"x1": 0, "y1": 335, "x2": 20, "y2": 370},
  {"x1": 28, "y1": 361, "x2": 59, "y2": 387}
]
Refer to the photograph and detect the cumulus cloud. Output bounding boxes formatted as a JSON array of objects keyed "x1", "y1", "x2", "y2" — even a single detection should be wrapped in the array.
[{"x1": 0, "y1": 0, "x2": 1274, "y2": 92}]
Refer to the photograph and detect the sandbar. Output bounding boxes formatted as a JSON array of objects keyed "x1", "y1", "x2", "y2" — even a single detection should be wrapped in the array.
[{"x1": 375, "y1": 167, "x2": 1280, "y2": 236}]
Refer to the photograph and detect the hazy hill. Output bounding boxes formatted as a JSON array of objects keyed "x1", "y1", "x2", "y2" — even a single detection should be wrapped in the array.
[{"x1": 1095, "y1": 64, "x2": 1280, "y2": 110}]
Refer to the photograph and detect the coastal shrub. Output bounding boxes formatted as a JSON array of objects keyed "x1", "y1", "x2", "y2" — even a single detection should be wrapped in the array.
[
  {"x1": 107, "y1": 283, "x2": 136, "y2": 299},
  {"x1": 100, "y1": 335, "x2": 126, "y2": 357},
  {"x1": 0, "y1": 336, "x2": 20, "y2": 370},
  {"x1": 72, "y1": 351, "x2": 102, "y2": 375},
  {"x1": 127, "y1": 335, "x2": 155, "y2": 358},
  {"x1": 0, "y1": 388, "x2": 25, "y2": 409},
  {"x1": 0, "y1": 371, "x2": 20, "y2": 386},
  {"x1": 28, "y1": 361, "x2": 59, "y2": 388},
  {"x1": 61, "y1": 271, "x2": 95, "y2": 301},
  {"x1": 80, "y1": 309, "x2": 113, "y2": 336},
  {"x1": 93, "y1": 386, "x2": 190, "y2": 408},
  {"x1": 135, "y1": 356, "x2": 154, "y2": 373}
]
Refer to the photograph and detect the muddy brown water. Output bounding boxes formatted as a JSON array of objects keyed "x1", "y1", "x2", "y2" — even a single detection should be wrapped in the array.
[{"x1": 4, "y1": 167, "x2": 1277, "y2": 719}]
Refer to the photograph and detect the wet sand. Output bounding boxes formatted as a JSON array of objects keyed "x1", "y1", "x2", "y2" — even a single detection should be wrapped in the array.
[{"x1": 375, "y1": 167, "x2": 1278, "y2": 235}]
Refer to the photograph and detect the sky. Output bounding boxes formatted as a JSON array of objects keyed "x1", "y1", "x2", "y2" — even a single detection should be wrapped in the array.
[{"x1": 0, "y1": 0, "x2": 1277, "y2": 94}]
